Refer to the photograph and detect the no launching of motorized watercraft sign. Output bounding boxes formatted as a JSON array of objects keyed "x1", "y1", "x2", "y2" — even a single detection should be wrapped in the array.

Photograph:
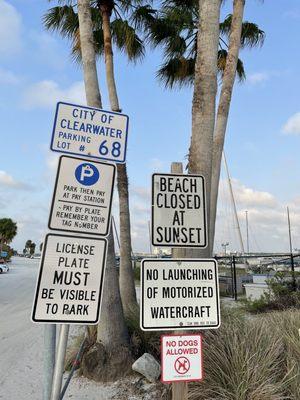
[
  {"x1": 32, "y1": 234, "x2": 107, "y2": 324},
  {"x1": 50, "y1": 102, "x2": 129, "y2": 163},
  {"x1": 151, "y1": 173, "x2": 207, "y2": 247},
  {"x1": 140, "y1": 259, "x2": 220, "y2": 331},
  {"x1": 48, "y1": 156, "x2": 115, "y2": 236},
  {"x1": 161, "y1": 334, "x2": 203, "y2": 383}
]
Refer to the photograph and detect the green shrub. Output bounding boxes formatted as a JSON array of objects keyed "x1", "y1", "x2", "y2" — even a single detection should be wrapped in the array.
[
  {"x1": 133, "y1": 264, "x2": 141, "y2": 282},
  {"x1": 242, "y1": 271, "x2": 300, "y2": 313}
]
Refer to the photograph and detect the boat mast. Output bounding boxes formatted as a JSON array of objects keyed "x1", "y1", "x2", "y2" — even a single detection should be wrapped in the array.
[
  {"x1": 245, "y1": 210, "x2": 249, "y2": 253},
  {"x1": 223, "y1": 151, "x2": 245, "y2": 254}
]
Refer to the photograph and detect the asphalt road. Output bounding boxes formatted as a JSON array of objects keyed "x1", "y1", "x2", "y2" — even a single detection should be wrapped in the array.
[{"x1": 0, "y1": 257, "x2": 44, "y2": 399}]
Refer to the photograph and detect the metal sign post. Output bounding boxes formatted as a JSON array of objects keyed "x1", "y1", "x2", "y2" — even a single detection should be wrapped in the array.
[{"x1": 50, "y1": 324, "x2": 70, "y2": 400}]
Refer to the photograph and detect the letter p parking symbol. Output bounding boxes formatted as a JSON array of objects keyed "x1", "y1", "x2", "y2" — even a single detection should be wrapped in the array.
[{"x1": 75, "y1": 163, "x2": 100, "y2": 186}]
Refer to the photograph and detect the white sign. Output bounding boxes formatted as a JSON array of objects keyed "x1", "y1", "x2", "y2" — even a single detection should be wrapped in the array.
[
  {"x1": 49, "y1": 156, "x2": 115, "y2": 236},
  {"x1": 51, "y1": 102, "x2": 129, "y2": 163},
  {"x1": 140, "y1": 259, "x2": 220, "y2": 331},
  {"x1": 161, "y1": 334, "x2": 203, "y2": 383},
  {"x1": 151, "y1": 173, "x2": 207, "y2": 247},
  {"x1": 32, "y1": 234, "x2": 107, "y2": 324}
]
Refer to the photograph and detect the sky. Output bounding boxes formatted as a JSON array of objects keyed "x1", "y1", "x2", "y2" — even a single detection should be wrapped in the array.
[{"x1": 1, "y1": 0, "x2": 300, "y2": 254}]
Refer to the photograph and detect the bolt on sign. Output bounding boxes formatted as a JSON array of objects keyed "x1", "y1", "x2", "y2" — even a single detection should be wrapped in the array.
[
  {"x1": 140, "y1": 259, "x2": 220, "y2": 331},
  {"x1": 161, "y1": 334, "x2": 203, "y2": 383},
  {"x1": 151, "y1": 173, "x2": 207, "y2": 247},
  {"x1": 50, "y1": 102, "x2": 129, "y2": 163},
  {"x1": 48, "y1": 155, "x2": 115, "y2": 236},
  {"x1": 32, "y1": 234, "x2": 107, "y2": 324}
]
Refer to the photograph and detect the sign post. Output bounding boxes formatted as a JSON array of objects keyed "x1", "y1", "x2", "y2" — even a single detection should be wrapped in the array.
[{"x1": 171, "y1": 162, "x2": 188, "y2": 400}]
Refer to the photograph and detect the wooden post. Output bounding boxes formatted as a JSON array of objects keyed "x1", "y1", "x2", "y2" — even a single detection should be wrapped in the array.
[{"x1": 171, "y1": 162, "x2": 188, "y2": 400}]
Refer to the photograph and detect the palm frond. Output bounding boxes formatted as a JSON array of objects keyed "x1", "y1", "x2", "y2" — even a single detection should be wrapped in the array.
[
  {"x1": 157, "y1": 56, "x2": 194, "y2": 88},
  {"x1": 130, "y1": 5, "x2": 156, "y2": 30},
  {"x1": 220, "y1": 14, "x2": 265, "y2": 49},
  {"x1": 240, "y1": 21, "x2": 265, "y2": 48},
  {"x1": 43, "y1": 6, "x2": 79, "y2": 38},
  {"x1": 111, "y1": 19, "x2": 144, "y2": 60},
  {"x1": 217, "y1": 49, "x2": 245, "y2": 81}
]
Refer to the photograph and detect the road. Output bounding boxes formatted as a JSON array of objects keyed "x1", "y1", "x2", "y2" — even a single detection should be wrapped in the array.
[
  {"x1": 0, "y1": 257, "x2": 128, "y2": 400},
  {"x1": 0, "y1": 257, "x2": 44, "y2": 399}
]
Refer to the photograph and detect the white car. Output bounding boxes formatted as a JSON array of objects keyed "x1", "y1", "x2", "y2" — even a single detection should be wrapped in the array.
[{"x1": 0, "y1": 264, "x2": 9, "y2": 273}]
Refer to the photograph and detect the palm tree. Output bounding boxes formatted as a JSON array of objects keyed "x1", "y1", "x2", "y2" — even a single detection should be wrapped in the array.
[
  {"x1": 29, "y1": 242, "x2": 36, "y2": 255},
  {"x1": 145, "y1": 0, "x2": 264, "y2": 88},
  {"x1": 25, "y1": 239, "x2": 32, "y2": 254},
  {"x1": 188, "y1": 0, "x2": 221, "y2": 257},
  {"x1": 77, "y1": 0, "x2": 131, "y2": 380},
  {"x1": 44, "y1": 0, "x2": 150, "y2": 314},
  {"x1": 0, "y1": 218, "x2": 17, "y2": 253},
  {"x1": 145, "y1": 0, "x2": 264, "y2": 254},
  {"x1": 210, "y1": 0, "x2": 248, "y2": 248}
]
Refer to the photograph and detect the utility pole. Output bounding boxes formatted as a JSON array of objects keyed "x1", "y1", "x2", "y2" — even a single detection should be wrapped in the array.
[
  {"x1": 245, "y1": 210, "x2": 249, "y2": 253},
  {"x1": 287, "y1": 206, "x2": 296, "y2": 290},
  {"x1": 287, "y1": 206, "x2": 293, "y2": 254},
  {"x1": 221, "y1": 242, "x2": 229, "y2": 256},
  {"x1": 148, "y1": 221, "x2": 152, "y2": 255}
]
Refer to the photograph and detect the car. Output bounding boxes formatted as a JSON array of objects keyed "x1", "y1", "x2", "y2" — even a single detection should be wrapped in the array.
[{"x1": 0, "y1": 264, "x2": 9, "y2": 273}]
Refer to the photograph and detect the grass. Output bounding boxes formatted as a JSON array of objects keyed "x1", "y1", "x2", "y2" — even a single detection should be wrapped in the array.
[{"x1": 189, "y1": 308, "x2": 300, "y2": 400}]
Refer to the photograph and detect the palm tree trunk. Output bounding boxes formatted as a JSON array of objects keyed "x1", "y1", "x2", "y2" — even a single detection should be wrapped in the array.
[
  {"x1": 77, "y1": 0, "x2": 132, "y2": 381},
  {"x1": 188, "y1": 0, "x2": 221, "y2": 257},
  {"x1": 210, "y1": 0, "x2": 245, "y2": 249},
  {"x1": 100, "y1": 3, "x2": 138, "y2": 315}
]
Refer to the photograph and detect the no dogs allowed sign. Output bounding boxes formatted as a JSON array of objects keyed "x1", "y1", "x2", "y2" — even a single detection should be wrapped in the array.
[
  {"x1": 32, "y1": 234, "x2": 107, "y2": 324},
  {"x1": 161, "y1": 334, "x2": 203, "y2": 383}
]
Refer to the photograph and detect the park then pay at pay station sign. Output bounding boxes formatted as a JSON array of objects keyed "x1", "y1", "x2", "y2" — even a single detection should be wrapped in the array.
[
  {"x1": 49, "y1": 156, "x2": 115, "y2": 236},
  {"x1": 140, "y1": 259, "x2": 220, "y2": 331},
  {"x1": 32, "y1": 234, "x2": 107, "y2": 324},
  {"x1": 51, "y1": 102, "x2": 129, "y2": 163},
  {"x1": 161, "y1": 334, "x2": 203, "y2": 383},
  {"x1": 151, "y1": 173, "x2": 207, "y2": 247}
]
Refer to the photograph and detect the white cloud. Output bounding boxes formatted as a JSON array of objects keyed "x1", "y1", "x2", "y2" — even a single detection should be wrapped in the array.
[
  {"x1": 0, "y1": 171, "x2": 32, "y2": 190},
  {"x1": 247, "y1": 72, "x2": 269, "y2": 85},
  {"x1": 132, "y1": 186, "x2": 151, "y2": 201},
  {"x1": 282, "y1": 112, "x2": 300, "y2": 135},
  {"x1": 22, "y1": 80, "x2": 86, "y2": 109},
  {"x1": 0, "y1": 67, "x2": 19, "y2": 84},
  {"x1": 46, "y1": 154, "x2": 59, "y2": 172},
  {"x1": 232, "y1": 179, "x2": 277, "y2": 208},
  {"x1": 0, "y1": 1, "x2": 22, "y2": 56},
  {"x1": 215, "y1": 177, "x2": 300, "y2": 253}
]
